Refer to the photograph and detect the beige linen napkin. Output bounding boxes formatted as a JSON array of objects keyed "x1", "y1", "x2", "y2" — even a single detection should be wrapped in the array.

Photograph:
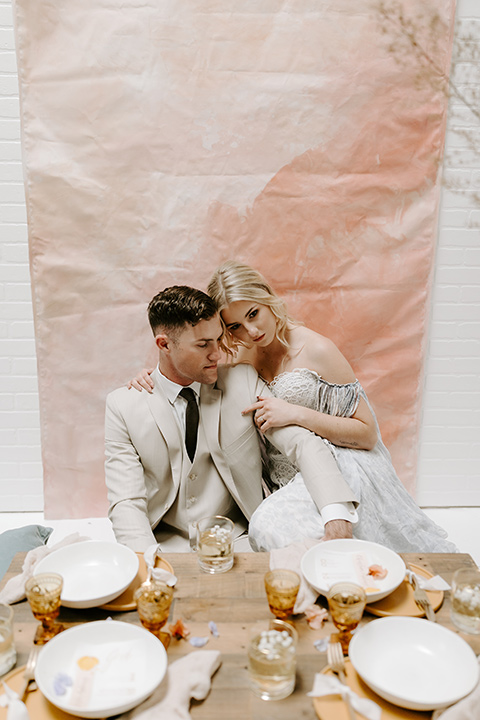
[
  {"x1": 432, "y1": 658, "x2": 480, "y2": 720},
  {"x1": 0, "y1": 533, "x2": 89, "y2": 605},
  {"x1": 0, "y1": 680, "x2": 30, "y2": 720},
  {"x1": 143, "y1": 544, "x2": 177, "y2": 586},
  {"x1": 307, "y1": 672, "x2": 382, "y2": 720},
  {"x1": 121, "y1": 650, "x2": 221, "y2": 720},
  {"x1": 270, "y1": 537, "x2": 321, "y2": 613}
]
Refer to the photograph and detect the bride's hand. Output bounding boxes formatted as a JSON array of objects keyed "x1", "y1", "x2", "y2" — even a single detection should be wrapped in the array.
[
  {"x1": 242, "y1": 396, "x2": 298, "y2": 432},
  {"x1": 127, "y1": 367, "x2": 155, "y2": 393}
]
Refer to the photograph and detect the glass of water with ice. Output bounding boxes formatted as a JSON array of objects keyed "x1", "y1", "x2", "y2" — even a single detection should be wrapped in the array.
[
  {"x1": 248, "y1": 619, "x2": 297, "y2": 700},
  {"x1": 196, "y1": 515, "x2": 234, "y2": 574},
  {"x1": 450, "y1": 567, "x2": 480, "y2": 634}
]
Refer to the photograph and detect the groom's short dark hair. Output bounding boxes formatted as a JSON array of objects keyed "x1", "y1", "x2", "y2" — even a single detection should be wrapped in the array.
[{"x1": 148, "y1": 286, "x2": 218, "y2": 336}]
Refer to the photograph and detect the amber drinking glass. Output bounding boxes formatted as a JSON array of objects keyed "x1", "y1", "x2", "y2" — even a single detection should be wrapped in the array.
[
  {"x1": 134, "y1": 580, "x2": 174, "y2": 648},
  {"x1": 25, "y1": 573, "x2": 65, "y2": 645},
  {"x1": 327, "y1": 582, "x2": 366, "y2": 654},
  {"x1": 264, "y1": 569, "x2": 300, "y2": 621}
]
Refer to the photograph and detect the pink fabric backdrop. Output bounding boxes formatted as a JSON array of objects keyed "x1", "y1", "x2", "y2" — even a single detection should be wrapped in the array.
[{"x1": 13, "y1": 0, "x2": 455, "y2": 517}]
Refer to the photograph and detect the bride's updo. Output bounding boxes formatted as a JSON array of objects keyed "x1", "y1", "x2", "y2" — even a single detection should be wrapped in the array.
[{"x1": 207, "y1": 260, "x2": 295, "y2": 350}]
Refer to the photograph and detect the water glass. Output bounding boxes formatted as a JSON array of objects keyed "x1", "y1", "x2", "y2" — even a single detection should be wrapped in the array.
[
  {"x1": 25, "y1": 572, "x2": 65, "y2": 644},
  {"x1": 196, "y1": 515, "x2": 234, "y2": 574},
  {"x1": 248, "y1": 619, "x2": 297, "y2": 701},
  {"x1": 0, "y1": 604, "x2": 16, "y2": 676},
  {"x1": 450, "y1": 567, "x2": 480, "y2": 634},
  {"x1": 264, "y1": 569, "x2": 300, "y2": 620},
  {"x1": 327, "y1": 582, "x2": 366, "y2": 654},
  {"x1": 135, "y1": 580, "x2": 174, "y2": 648}
]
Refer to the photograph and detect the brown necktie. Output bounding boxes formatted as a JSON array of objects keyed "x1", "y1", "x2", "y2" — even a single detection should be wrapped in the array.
[{"x1": 179, "y1": 388, "x2": 199, "y2": 462}]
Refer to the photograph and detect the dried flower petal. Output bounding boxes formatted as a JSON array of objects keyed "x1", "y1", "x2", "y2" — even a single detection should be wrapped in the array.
[
  {"x1": 368, "y1": 564, "x2": 388, "y2": 579},
  {"x1": 208, "y1": 620, "x2": 219, "y2": 637},
  {"x1": 304, "y1": 604, "x2": 328, "y2": 629},
  {"x1": 169, "y1": 618, "x2": 190, "y2": 639},
  {"x1": 189, "y1": 636, "x2": 209, "y2": 648},
  {"x1": 313, "y1": 638, "x2": 329, "y2": 653},
  {"x1": 53, "y1": 673, "x2": 73, "y2": 696}
]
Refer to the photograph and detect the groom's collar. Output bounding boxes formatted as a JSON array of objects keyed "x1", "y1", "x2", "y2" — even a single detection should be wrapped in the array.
[{"x1": 156, "y1": 366, "x2": 202, "y2": 404}]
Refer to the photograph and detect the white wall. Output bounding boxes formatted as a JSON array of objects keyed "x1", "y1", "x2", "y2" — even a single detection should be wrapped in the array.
[
  {"x1": 416, "y1": 0, "x2": 480, "y2": 506},
  {"x1": 0, "y1": 0, "x2": 479, "y2": 513},
  {"x1": 0, "y1": 0, "x2": 43, "y2": 511}
]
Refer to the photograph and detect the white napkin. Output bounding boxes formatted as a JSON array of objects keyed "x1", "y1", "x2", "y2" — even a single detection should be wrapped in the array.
[
  {"x1": 121, "y1": 650, "x2": 221, "y2": 720},
  {"x1": 0, "y1": 533, "x2": 90, "y2": 605},
  {"x1": 0, "y1": 681, "x2": 30, "y2": 720},
  {"x1": 270, "y1": 537, "x2": 320, "y2": 613},
  {"x1": 143, "y1": 545, "x2": 177, "y2": 586},
  {"x1": 307, "y1": 672, "x2": 382, "y2": 720},
  {"x1": 407, "y1": 570, "x2": 450, "y2": 592},
  {"x1": 432, "y1": 658, "x2": 480, "y2": 720}
]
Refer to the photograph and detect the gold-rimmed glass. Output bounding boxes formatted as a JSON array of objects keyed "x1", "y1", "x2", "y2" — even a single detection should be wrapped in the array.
[{"x1": 25, "y1": 572, "x2": 65, "y2": 645}]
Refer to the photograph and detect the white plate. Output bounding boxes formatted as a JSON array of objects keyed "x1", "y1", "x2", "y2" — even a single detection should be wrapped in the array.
[
  {"x1": 349, "y1": 616, "x2": 479, "y2": 711},
  {"x1": 35, "y1": 620, "x2": 167, "y2": 718},
  {"x1": 34, "y1": 541, "x2": 139, "y2": 609},
  {"x1": 300, "y1": 538, "x2": 406, "y2": 602}
]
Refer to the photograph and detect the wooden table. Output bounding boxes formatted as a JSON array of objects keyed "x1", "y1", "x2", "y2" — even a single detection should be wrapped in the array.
[{"x1": 2, "y1": 551, "x2": 480, "y2": 719}]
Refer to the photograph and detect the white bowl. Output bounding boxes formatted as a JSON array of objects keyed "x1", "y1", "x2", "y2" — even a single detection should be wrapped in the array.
[
  {"x1": 34, "y1": 541, "x2": 139, "y2": 609},
  {"x1": 300, "y1": 538, "x2": 406, "y2": 602},
  {"x1": 35, "y1": 620, "x2": 167, "y2": 718},
  {"x1": 349, "y1": 616, "x2": 479, "y2": 711}
]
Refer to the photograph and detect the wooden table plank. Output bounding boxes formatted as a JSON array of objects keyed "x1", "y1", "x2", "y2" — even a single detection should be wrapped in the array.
[{"x1": 1, "y1": 550, "x2": 479, "y2": 719}]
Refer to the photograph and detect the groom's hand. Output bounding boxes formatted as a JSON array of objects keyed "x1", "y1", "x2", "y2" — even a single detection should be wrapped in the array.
[{"x1": 323, "y1": 519, "x2": 352, "y2": 542}]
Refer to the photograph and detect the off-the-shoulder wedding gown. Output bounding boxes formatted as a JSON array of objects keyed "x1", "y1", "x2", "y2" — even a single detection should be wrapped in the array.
[{"x1": 248, "y1": 369, "x2": 457, "y2": 553}]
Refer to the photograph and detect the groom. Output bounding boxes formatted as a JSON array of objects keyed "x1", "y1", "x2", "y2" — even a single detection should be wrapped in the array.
[{"x1": 105, "y1": 285, "x2": 358, "y2": 552}]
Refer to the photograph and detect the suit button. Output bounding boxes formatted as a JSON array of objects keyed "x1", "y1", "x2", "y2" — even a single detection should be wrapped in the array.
[{"x1": 189, "y1": 473, "x2": 197, "y2": 481}]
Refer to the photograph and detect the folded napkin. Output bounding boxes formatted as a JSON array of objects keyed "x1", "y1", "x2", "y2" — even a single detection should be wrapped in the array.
[
  {"x1": 432, "y1": 658, "x2": 480, "y2": 720},
  {"x1": 406, "y1": 570, "x2": 450, "y2": 592},
  {"x1": 143, "y1": 545, "x2": 177, "y2": 586},
  {"x1": 121, "y1": 650, "x2": 221, "y2": 720},
  {"x1": 270, "y1": 537, "x2": 321, "y2": 613},
  {"x1": 308, "y1": 672, "x2": 382, "y2": 720},
  {"x1": 0, "y1": 681, "x2": 30, "y2": 720},
  {"x1": 0, "y1": 533, "x2": 89, "y2": 605}
]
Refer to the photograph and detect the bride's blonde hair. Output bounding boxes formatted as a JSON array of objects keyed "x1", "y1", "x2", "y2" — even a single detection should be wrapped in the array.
[{"x1": 207, "y1": 260, "x2": 296, "y2": 352}]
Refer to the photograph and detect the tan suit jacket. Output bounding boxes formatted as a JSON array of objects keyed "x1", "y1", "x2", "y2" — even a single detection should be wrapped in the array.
[{"x1": 105, "y1": 363, "x2": 357, "y2": 551}]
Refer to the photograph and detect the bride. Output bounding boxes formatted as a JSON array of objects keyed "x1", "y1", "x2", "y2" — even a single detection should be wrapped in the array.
[
  {"x1": 130, "y1": 260, "x2": 456, "y2": 553},
  {"x1": 206, "y1": 261, "x2": 456, "y2": 553}
]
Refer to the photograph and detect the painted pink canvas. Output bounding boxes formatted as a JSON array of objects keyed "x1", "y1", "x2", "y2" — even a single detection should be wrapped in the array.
[{"x1": 13, "y1": 0, "x2": 455, "y2": 516}]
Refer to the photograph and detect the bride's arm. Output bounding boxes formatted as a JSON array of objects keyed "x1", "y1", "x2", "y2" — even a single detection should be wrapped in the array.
[
  {"x1": 243, "y1": 332, "x2": 378, "y2": 450},
  {"x1": 127, "y1": 368, "x2": 155, "y2": 393},
  {"x1": 244, "y1": 395, "x2": 377, "y2": 450}
]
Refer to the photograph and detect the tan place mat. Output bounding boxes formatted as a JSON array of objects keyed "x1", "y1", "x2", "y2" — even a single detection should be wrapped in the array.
[
  {"x1": 366, "y1": 564, "x2": 444, "y2": 618},
  {"x1": 313, "y1": 659, "x2": 432, "y2": 720},
  {"x1": 101, "y1": 553, "x2": 174, "y2": 611},
  {"x1": 0, "y1": 665, "x2": 91, "y2": 720}
]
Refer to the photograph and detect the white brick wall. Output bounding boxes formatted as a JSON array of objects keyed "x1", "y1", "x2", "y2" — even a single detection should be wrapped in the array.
[
  {"x1": 0, "y1": 0, "x2": 479, "y2": 513},
  {"x1": 0, "y1": 0, "x2": 43, "y2": 511},
  {"x1": 416, "y1": 0, "x2": 480, "y2": 505}
]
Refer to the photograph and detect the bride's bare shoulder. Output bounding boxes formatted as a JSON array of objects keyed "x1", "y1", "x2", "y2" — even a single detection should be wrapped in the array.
[
  {"x1": 289, "y1": 325, "x2": 332, "y2": 352},
  {"x1": 291, "y1": 326, "x2": 355, "y2": 382}
]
